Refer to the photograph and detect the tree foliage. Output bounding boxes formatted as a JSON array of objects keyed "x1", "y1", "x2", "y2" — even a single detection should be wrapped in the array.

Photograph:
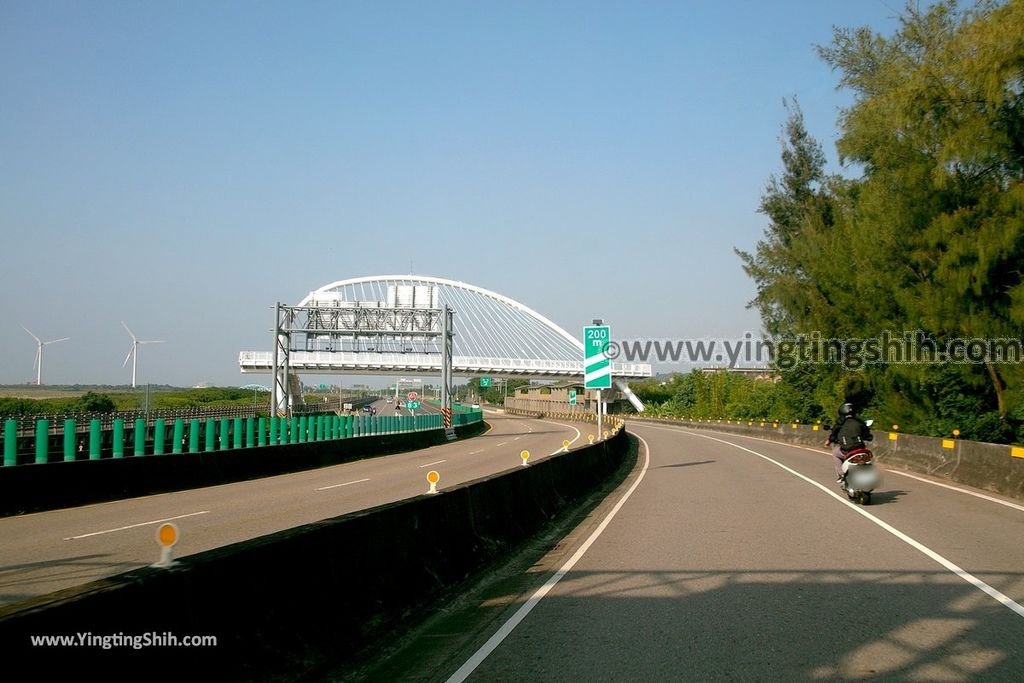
[{"x1": 730, "y1": 0, "x2": 1024, "y2": 442}]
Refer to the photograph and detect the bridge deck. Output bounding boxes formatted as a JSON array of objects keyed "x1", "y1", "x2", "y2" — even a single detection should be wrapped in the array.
[{"x1": 238, "y1": 351, "x2": 651, "y2": 378}]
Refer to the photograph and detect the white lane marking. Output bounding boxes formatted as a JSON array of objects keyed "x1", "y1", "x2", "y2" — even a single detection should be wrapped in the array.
[
  {"x1": 419, "y1": 460, "x2": 447, "y2": 468},
  {"x1": 513, "y1": 436, "x2": 521, "y2": 441},
  {"x1": 885, "y1": 470, "x2": 1024, "y2": 514},
  {"x1": 545, "y1": 421, "x2": 582, "y2": 455},
  {"x1": 495, "y1": 442, "x2": 508, "y2": 447},
  {"x1": 316, "y1": 478, "x2": 371, "y2": 491},
  {"x1": 666, "y1": 427, "x2": 1024, "y2": 620},
  {"x1": 633, "y1": 422, "x2": 1024, "y2": 515},
  {"x1": 469, "y1": 450, "x2": 484, "y2": 455},
  {"x1": 64, "y1": 511, "x2": 210, "y2": 541},
  {"x1": 447, "y1": 434, "x2": 651, "y2": 682}
]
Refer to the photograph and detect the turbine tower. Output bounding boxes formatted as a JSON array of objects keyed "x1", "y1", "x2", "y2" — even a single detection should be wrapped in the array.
[
  {"x1": 22, "y1": 326, "x2": 70, "y2": 385},
  {"x1": 122, "y1": 321, "x2": 165, "y2": 388}
]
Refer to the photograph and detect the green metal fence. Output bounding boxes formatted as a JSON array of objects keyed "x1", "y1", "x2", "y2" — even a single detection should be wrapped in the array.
[{"x1": 1, "y1": 409, "x2": 482, "y2": 466}]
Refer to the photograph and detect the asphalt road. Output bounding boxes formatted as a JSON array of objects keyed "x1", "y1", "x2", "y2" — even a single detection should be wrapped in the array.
[
  {"x1": 364, "y1": 421, "x2": 1024, "y2": 682},
  {"x1": 0, "y1": 406, "x2": 582, "y2": 607}
]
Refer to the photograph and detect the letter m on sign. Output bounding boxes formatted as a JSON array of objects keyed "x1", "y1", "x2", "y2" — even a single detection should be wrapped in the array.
[{"x1": 584, "y1": 325, "x2": 611, "y2": 389}]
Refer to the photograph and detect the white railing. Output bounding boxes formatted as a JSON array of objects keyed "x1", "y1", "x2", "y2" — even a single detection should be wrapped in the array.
[{"x1": 239, "y1": 351, "x2": 651, "y2": 377}]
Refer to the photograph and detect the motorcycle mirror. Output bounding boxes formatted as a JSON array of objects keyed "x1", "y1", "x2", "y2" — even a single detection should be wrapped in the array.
[{"x1": 865, "y1": 419, "x2": 874, "y2": 427}]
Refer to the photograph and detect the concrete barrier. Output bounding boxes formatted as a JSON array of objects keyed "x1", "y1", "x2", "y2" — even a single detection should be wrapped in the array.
[
  {"x1": 628, "y1": 416, "x2": 1024, "y2": 501},
  {"x1": 0, "y1": 428, "x2": 632, "y2": 680},
  {"x1": 0, "y1": 421, "x2": 487, "y2": 517}
]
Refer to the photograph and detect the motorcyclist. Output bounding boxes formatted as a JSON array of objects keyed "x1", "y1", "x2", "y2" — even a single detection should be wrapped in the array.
[{"x1": 825, "y1": 402, "x2": 873, "y2": 483}]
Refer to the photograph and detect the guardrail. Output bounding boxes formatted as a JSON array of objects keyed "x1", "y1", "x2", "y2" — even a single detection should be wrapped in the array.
[
  {"x1": 1, "y1": 409, "x2": 484, "y2": 467},
  {"x1": 3, "y1": 405, "x2": 264, "y2": 437}
]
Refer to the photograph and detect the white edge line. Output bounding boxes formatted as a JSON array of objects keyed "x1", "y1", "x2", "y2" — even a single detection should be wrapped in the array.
[
  {"x1": 446, "y1": 433, "x2": 651, "y2": 683},
  {"x1": 64, "y1": 511, "x2": 210, "y2": 540},
  {"x1": 662, "y1": 426, "x2": 1024, "y2": 620},
  {"x1": 316, "y1": 478, "x2": 372, "y2": 491},
  {"x1": 633, "y1": 422, "x2": 1024, "y2": 515},
  {"x1": 419, "y1": 460, "x2": 447, "y2": 469},
  {"x1": 885, "y1": 469, "x2": 1024, "y2": 513}
]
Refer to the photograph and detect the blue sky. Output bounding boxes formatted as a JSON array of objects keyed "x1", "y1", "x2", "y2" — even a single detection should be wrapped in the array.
[{"x1": 0, "y1": 1, "x2": 901, "y2": 387}]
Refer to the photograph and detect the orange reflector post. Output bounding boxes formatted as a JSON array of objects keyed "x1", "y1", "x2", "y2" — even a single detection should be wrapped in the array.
[{"x1": 154, "y1": 522, "x2": 179, "y2": 568}]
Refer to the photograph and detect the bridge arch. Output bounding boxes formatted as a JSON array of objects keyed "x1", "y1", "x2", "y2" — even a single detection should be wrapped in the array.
[{"x1": 301, "y1": 275, "x2": 585, "y2": 363}]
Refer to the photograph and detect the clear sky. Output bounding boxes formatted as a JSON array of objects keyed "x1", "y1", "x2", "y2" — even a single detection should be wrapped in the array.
[{"x1": 0, "y1": 1, "x2": 901, "y2": 388}]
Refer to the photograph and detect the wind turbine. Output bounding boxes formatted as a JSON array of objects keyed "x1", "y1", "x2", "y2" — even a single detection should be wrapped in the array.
[
  {"x1": 22, "y1": 325, "x2": 70, "y2": 385},
  {"x1": 122, "y1": 321, "x2": 165, "y2": 388}
]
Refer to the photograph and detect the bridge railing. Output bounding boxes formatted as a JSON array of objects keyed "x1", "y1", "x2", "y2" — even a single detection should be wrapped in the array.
[{"x1": 239, "y1": 351, "x2": 651, "y2": 377}]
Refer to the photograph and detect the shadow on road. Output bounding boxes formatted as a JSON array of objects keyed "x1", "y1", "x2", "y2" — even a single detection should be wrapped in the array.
[
  {"x1": 361, "y1": 566, "x2": 1024, "y2": 682},
  {"x1": 0, "y1": 553, "x2": 119, "y2": 607},
  {"x1": 656, "y1": 460, "x2": 716, "y2": 469},
  {"x1": 867, "y1": 489, "x2": 909, "y2": 505}
]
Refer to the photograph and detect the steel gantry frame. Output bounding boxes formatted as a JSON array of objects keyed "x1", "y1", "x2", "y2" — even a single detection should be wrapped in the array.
[{"x1": 270, "y1": 300, "x2": 453, "y2": 418}]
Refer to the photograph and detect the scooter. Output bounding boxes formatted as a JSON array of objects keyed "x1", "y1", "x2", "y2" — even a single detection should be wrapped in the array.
[{"x1": 838, "y1": 419, "x2": 879, "y2": 505}]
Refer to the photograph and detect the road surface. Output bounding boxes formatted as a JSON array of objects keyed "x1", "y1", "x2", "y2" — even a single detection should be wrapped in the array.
[{"x1": 360, "y1": 421, "x2": 1024, "y2": 682}]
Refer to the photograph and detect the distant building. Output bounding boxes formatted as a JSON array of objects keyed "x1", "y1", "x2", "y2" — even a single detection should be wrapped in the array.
[
  {"x1": 700, "y1": 367, "x2": 780, "y2": 382},
  {"x1": 504, "y1": 381, "x2": 628, "y2": 414}
]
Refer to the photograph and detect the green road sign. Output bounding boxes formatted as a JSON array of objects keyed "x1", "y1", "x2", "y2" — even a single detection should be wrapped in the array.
[
  {"x1": 408, "y1": 400, "x2": 421, "y2": 410},
  {"x1": 569, "y1": 389, "x2": 577, "y2": 405},
  {"x1": 319, "y1": 384, "x2": 327, "y2": 390},
  {"x1": 480, "y1": 377, "x2": 491, "y2": 387},
  {"x1": 584, "y1": 325, "x2": 611, "y2": 389}
]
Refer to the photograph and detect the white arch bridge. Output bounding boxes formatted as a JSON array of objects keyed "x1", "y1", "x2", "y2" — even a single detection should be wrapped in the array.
[{"x1": 238, "y1": 275, "x2": 651, "y2": 408}]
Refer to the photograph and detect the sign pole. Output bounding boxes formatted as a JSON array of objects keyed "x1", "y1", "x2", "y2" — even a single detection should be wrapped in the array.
[{"x1": 584, "y1": 321, "x2": 611, "y2": 436}]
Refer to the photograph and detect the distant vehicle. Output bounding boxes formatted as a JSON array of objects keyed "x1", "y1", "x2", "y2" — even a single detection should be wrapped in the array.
[{"x1": 386, "y1": 398, "x2": 393, "y2": 404}]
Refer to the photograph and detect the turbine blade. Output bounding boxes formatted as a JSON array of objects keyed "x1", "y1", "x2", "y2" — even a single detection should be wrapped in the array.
[
  {"x1": 140, "y1": 340, "x2": 166, "y2": 344},
  {"x1": 121, "y1": 321, "x2": 136, "y2": 341},
  {"x1": 44, "y1": 337, "x2": 70, "y2": 345},
  {"x1": 21, "y1": 325, "x2": 41, "y2": 343},
  {"x1": 123, "y1": 347, "x2": 134, "y2": 368}
]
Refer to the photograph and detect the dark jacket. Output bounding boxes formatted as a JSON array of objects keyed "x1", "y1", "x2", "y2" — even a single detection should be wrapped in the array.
[{"x1": 828, "y1": 416, "x2": 873, "y2": 452}]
